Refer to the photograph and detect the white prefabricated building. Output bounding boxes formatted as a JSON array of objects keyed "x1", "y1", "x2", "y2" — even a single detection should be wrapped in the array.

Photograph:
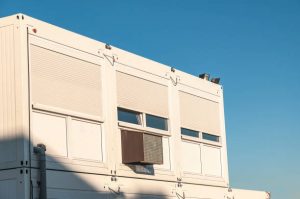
[{"x1": 0, "y1": 14, "x2": 270, "y2": 199}]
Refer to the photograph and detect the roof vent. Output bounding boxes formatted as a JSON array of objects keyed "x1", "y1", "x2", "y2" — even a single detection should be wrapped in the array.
[
  {"x1": 211, "y1": 77, "x2": 220, "y2": 84},
  {"x1": 199, "y1": 73, "x2": 210, "y2": 81}
]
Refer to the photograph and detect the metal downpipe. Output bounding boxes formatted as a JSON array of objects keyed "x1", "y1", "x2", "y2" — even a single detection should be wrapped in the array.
[{"x1": 33, "y1": 144, "x2": 47, "y2": 199}]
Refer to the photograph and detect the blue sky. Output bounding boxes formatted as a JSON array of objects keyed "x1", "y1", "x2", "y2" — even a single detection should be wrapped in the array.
[{"x1": 1, "y1": 0, "x2": 299, "y2": 198}]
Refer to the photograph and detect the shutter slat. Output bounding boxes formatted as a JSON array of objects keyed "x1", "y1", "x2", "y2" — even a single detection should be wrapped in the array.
[
  {"x1": 31, "y1": 45, "x2": 102, "y2": 118},
  {"x1": 117, "y1": 72, "x2": 168, "y2": 117},
  {"x1": 179, "y1": 91, "x2": 220, "y2": 135}
]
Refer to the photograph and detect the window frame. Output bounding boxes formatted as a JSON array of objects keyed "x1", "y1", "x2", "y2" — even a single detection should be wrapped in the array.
[
  {"x1": 181, "y1": 127, "x2": 200, "y2": 138},
  {"x1": 202, "y1": 132, "x2": 220, "y2": 143},
  {"x1": 181, "y1": 127, "x2": 222, "y2": 147},
  {"x1": 145, "y1": 113, "x2": 168, "y2": 131},
  {"x1": 117, "y1": 107, "x2": 171, "y2": 137},
  {"x1": 117, "y1": 107, "x2": 142, "y2": 126}
]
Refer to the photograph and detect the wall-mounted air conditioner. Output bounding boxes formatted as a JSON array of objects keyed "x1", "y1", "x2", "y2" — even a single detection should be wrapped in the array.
[{"x1": 121, "y1": 130, "x2": 163, "y2": 165}]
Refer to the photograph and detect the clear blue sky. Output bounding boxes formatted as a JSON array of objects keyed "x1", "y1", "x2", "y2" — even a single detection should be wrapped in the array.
[{"x1": 1, "y1": 1, "x2": 299, "y2": 198}]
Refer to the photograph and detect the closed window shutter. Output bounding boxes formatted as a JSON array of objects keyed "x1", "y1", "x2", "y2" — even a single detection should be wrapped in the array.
[
  {"x1": 30, "y1": 45, "x2": 102, "y2": 118},
  {"x1": 179, "y1": 91, "x2": 220, "y2": 135},
  {"x1": 116, "y1": 72, "x2": 168, "y2": 117}
]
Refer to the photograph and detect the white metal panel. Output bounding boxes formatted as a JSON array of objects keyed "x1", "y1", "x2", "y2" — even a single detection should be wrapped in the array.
[
  {"x1": 46, "y1": 189, "x2": 109, "y2": 199},
  {"x1": 69, "y1": 119, "x2": 103, "y2": 162},
  {"x1": 30, "y1": 169, "x2": 179, "y2": 199},
  {"x1": 32, "y1": 112, "x2": 68, "y2": 157},
  {"x1": 182, "y1": 183, "x2": 228, "y2": 199},
  {"x1": 0, "y1": 179, "x2": 17, "y2": 199},
  {"x1": 31, "y1": 169, "x2": 109, "y2": 199},
  {"x1": 232, "y1": 188, "x2": 269, "y2": 199},
  {"x1": 30, "y1": 44, "x2": 103, "y2": 118},
  {"x1": 179, "y1": 91, "x2": 221, "y2": 135},
  {"x1": 110, "y1": 194, "x2": 175, "y2": 199},
  {"x1": 31, "y1": 111, "x2": 108, "y2": 175},
  {"x1": 154, "y1": 137, "x2": 171, "y2": 170},
  {"x1": 114, "y1": 176, "x2": 175, "y2": 197},
  {"x1": 25, "y1": 15, "x2": 105, "y2": 58},
  {"x1": 0, "y1": 25, "x2": 17, "y2": 164},
  {"x1": 201, "y1": 145, "x2": 222, "y2": 177},
  {"x1": 181, "y1": 141, "x2": 201, "y2": 174},
  {"x1": 116, "y1": 71, "x2": 169, "y2": 117},
  {"x1": 0, "y1": 168, "x2": 27, "y2": 199}
]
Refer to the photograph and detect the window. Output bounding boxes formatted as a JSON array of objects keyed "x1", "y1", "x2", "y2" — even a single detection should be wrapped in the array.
[
  {"x1": 202, "y1": 133, "x2": 219, "y2": 142},
  {"x1": 117, "y1": 108, "x2": 169, "y2": 132},
  {"x1": 118, "y1": 108, "x2": 141, "y2": 125},
  {"x1": 181, "y1": 127, "x2": 220, "y2": 144},
  {"x1": 181, "y1": 128, "x2": 199, "y2": 138},
  {"x1": 179, "y1": 91, "x2": 221, "y2": 136},
  {"x1": 146, "y1": 114, "x2": 168, "y2": 131}
]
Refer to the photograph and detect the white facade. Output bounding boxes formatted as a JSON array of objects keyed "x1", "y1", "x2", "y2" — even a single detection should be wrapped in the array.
[{"x1": 0, "y1": 13, "x2": 269, "y2": 199}]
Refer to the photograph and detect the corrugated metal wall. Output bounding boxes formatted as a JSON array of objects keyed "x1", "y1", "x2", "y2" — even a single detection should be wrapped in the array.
[{"x1": 0, "y1": 25, "x2": 17, "y2": 163}]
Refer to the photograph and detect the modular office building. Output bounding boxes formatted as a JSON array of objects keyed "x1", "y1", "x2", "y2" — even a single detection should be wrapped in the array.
[{"x1": 0, "y1": 14, "x2": 269, "y2": 199}]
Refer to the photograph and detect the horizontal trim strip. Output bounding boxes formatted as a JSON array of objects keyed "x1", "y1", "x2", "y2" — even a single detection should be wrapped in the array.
[{"x1": 32, "y1": 103, "x2": 104, "y2": 122}]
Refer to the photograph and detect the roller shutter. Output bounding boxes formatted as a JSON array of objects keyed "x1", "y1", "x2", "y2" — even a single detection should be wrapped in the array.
[
  {"x1": 179, "y1": 91, "x2": 220, "y2": 135},
  {"x1": 30, "y1": 45, "x2": 102, "y2": 118},
  {"x1": 116, "y1": 72, "x2": 168, "y2": 117}
]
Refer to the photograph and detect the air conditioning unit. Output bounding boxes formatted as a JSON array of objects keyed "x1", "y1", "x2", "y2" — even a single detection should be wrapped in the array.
[{"x1": 121, "y1": 130, "x2": 163, "y2": 165}]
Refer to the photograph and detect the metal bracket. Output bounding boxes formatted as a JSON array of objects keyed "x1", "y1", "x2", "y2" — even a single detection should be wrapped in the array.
[
  {"x1": 176, "y1": 192, "x2": 185, "y2": 199},
  {"x1": 108, "y1": 186, "x2": 121, "y2": 195},
  {"x1": 166, "y1": 72, "x2": 180, "y2": 86},
  {"x1": 105, "y1": 181, "x2": 121, "y2": 196},
  {"x1": 103, "y1": 53, "x2": 118, "y2": 66},
  {"x1": 176, "y1": 177, "x2": 183, "y2": 187},
  {"x1": 110, "y1": 170, "x2": 117, "y2": 181}
]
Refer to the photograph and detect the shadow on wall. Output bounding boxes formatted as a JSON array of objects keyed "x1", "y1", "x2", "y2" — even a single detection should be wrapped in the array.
[{"x1": 0, "y1": 135, "x2": 171, "y2": 199}]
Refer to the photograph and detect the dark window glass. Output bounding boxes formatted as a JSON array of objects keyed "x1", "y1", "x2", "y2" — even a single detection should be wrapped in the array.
[
  {"x1": 146, "y1": 114, "x2": 168, "y2": 131},
  {"x1": 118, "y1": 108, "x2": 141, "y2": 125},
  {"x1": 202, "y1": 133, "x2": 219, "y2": 142},
  {"x1": 181, "y1": 128, "x2": 199, "y2": 138}
]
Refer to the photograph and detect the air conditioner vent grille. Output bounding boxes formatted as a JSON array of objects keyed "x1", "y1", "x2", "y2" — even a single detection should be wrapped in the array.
[
  {"x1": 121, "y1": 130, "x2": 163, "y2": 165},
  {"x1": 143, "y1": 134, "x2": 163, "y2": 164}
]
